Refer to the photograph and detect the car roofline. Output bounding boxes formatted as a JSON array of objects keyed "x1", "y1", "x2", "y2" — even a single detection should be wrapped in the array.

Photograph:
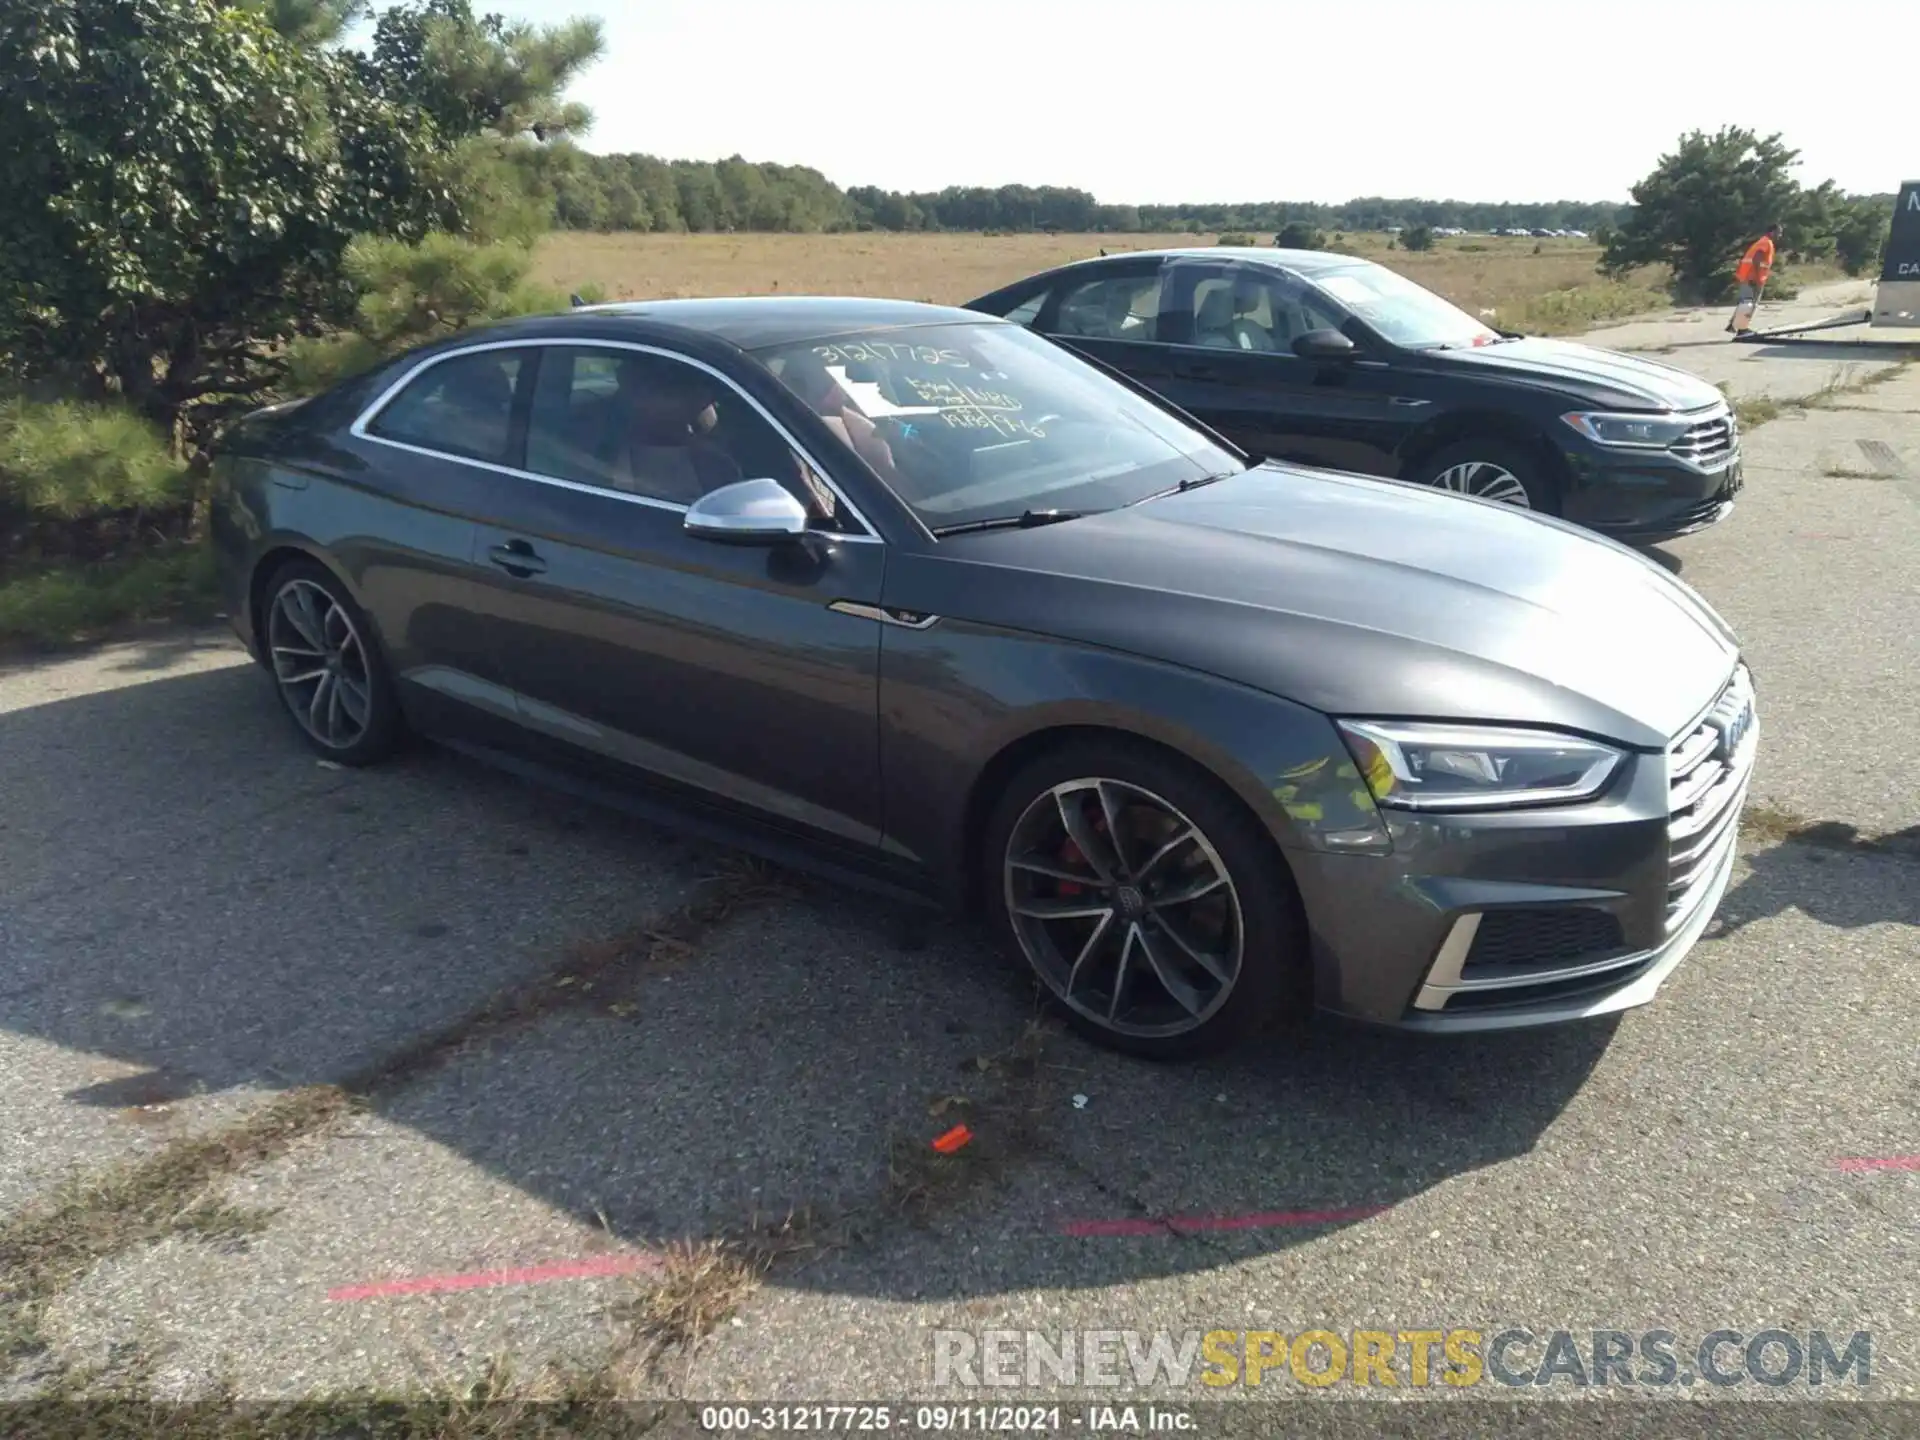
[
  {"x1": 734, "y1": 315, "x2": 1009, "y2": 355},
  {"x1": 967, "y1": 248, "x2": 1381, "y2": 306},
  {"x1": 553, "y1": 298, "x2": 1007, "y2": 353}
]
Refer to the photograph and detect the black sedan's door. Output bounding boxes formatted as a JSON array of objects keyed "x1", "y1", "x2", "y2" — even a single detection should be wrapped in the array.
[
  {"x1": 1153, "y1": 259, "x2": 1421, "y2": 475},
  {"x1": 466, "y1": 343, "x2": 888, "y2": 851}
]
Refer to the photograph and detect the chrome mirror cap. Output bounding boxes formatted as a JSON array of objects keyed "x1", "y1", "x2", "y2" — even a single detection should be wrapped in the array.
[{"x1": 684, "y1": 477, "x2": 810, "y2": 543}]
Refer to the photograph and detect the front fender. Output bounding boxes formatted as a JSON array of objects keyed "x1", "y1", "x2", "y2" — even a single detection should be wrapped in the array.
[{"x1": 877, "y1": 619, "x2": 1390, "y2": 891}]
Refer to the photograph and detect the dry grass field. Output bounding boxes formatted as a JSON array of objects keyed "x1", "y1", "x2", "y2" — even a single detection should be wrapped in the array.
[{"x1": 532, "y1": 230, "x2": 1689, "y2": 335}]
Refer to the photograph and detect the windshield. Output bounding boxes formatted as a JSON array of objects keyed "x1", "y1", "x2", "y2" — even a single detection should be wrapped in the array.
[
  {"x1": 1310, "y1": 264, "x2": 1500, "y2": 350},
  {"x1": 757, "y1": 322, "x2": 1244, "y2": 532}
]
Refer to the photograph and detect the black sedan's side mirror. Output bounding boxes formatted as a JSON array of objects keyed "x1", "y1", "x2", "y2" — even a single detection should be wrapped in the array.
[{"x1": 1292, "y1": 328, "x2": 1358, "y2": 361}]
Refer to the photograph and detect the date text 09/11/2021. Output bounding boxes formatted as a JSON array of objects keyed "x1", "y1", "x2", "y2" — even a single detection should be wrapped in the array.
[{"x1": 698, "y1": 1404, "x2": 1190, "y2": 1432}]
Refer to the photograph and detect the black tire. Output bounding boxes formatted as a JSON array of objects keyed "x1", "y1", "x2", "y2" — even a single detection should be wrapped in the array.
[
  {"x1": 1412, "y1": 437, "x2": 1559, "y2": 515},
  {"x1": 982, "y1": 737, "x2": 1310, "y2": 1061},
  {"x1": 258, "y1": 558, "x2": 403, "y2": 767}
]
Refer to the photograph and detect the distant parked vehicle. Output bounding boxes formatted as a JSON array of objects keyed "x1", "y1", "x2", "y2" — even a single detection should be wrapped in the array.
[{"x1": 966, "y1": 247, "x2": 1743, "y2": 542}]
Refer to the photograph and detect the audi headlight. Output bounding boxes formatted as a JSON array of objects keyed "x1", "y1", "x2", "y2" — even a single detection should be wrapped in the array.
[
  {"x1": 1335, "y1": 721, "x2": 1626, "y2": 811},
  {"x1": 1560, "y1": 411, "x2": 1693, "y2": 449}
]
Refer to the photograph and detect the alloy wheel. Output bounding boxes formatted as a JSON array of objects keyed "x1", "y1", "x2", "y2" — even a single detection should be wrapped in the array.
[
  {"x1": 1003, "y1": 777, "x2": 1245, "y2": 1038},
  {"x1": 267, "y1": 579, "x2": 374, "y2": 750},
  {"x1": 1432, "y1": 459, "x2": 1531, "y2": 507}
]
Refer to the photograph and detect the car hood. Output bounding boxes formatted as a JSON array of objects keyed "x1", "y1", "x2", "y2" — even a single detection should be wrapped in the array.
[
  {"x1": 1433, "y1": 336, "x2": 1725, "y2": 412},
  {"x1": 915, "y1": 465, "x2": 1739, "y2": 748}
]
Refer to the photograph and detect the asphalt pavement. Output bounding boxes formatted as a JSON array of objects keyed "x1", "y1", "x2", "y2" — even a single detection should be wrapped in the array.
[{"x1": 1, "y1": 293, "x2": 1915, "y2": 1423}]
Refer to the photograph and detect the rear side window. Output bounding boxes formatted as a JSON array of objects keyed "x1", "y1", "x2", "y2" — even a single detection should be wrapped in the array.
[
  {"x1": 366, "y1": 350, "x2": 525, "y2": 465},
  {"x1": 1002, "y1": 291, "x2": 1048, "y2": 326},
  {"x1": 1054, "y1": 272, "x2": 1162, "y2": 342}
]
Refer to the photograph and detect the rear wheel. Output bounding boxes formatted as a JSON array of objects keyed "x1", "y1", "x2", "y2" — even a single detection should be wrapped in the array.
[
  {"x1": 1413, "y1": 438, "x2": 1558, "y2": 514},
  {"x1": 983, "y1": 739, "x2": 1309, "y2": 1060},
  {"x1": 261, "y1": 559, "x2": 403, "y2": 766}
]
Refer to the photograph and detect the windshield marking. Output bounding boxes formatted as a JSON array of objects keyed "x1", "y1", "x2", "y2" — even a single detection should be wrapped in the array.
[
  {"x1": 812, "y1": 341, "x2": 969, "y2": 368},
  {"x1": 765, "y1": 322, "x2": 1244, "y2": 533},
  {"x1": 902, "y1": 375, "x2": 1048, "y2": 439}
]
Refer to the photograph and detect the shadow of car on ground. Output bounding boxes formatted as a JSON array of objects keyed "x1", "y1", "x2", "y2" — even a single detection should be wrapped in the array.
[{"x1": 1, "y1": 639, "x2": 1616, "y2": 1301}]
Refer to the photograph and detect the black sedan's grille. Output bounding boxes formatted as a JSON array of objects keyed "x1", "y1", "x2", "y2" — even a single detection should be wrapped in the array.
[
  {"x1": 1666, "y1": 665, "x2": 1757, "y2": 931},
  {"x1": 1669, "y1": 410, "x2": 1737, "y2": 469},
  {"x1": 1463, "y1": 908, "x2": 1628, "y2": 975}
]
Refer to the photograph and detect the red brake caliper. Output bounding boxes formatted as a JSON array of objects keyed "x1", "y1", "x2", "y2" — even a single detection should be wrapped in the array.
[
  {"x1": 1058, "y1": 838, "x2": 1084, "y2": 896},
  {"x1": 1057, "y1": 799, "x2": 1105, "y2": 896}
]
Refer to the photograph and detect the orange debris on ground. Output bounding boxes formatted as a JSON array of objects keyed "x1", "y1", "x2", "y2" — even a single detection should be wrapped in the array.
[{"x1": 932, "y1": 1124, "x2": 974, "y2": 1154}]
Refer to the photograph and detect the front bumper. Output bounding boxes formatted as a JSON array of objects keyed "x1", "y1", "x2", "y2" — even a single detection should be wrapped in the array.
[
  {"x1": 1393, "y1": 803, "x2": 1739, "y2": 1032},
  {"x1": 1292, "y1": 667, "x2": 1756, "y2": 1033},
  {"x1": 1559, "y1": 432, "x2": 1744, "y2": 544}
]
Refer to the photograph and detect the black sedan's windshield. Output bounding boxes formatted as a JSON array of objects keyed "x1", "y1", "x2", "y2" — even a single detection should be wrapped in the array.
[
  {"x1": 757, "y1": 322, "x2": 1245, "y2": 532},
  {"x1": 1309, "y1": 264, "x2": 1500, "y2": 351}
]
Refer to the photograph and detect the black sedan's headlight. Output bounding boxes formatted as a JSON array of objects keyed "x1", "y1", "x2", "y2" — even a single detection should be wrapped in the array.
[
  {"x1": 1334, "y1": 721, "x2": 1626, "y2": 812},
  {"x1": 1559, "y1": 411, "x2": 1694, "y2": 449}
]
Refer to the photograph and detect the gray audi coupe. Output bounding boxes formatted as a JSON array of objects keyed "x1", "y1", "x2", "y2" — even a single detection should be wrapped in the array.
[{"x1": 208, "y1": 297, "x2": 1758, "y2": 1059}]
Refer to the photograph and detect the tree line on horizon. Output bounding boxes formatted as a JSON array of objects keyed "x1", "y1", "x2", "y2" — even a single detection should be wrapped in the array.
[
  {"x1": 533, "y1": 146, "x2": 1896, "y2": 251},
  {"x1": 532, "y1": 148, "x2": 1638, "y2": 236}
]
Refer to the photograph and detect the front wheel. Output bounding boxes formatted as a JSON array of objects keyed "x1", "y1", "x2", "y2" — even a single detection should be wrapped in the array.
[
  {"x1": 1412, "y1": 438, "x2": 1559, "y2": 514},
  {"x1": 982, "y1": 739, "x2": 1309, "y2": 1060}
]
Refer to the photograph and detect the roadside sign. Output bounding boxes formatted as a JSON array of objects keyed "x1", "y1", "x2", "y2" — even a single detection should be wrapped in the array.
[{"x1": 1872, "y1": 180, "x2": 1920, "y2": 327}]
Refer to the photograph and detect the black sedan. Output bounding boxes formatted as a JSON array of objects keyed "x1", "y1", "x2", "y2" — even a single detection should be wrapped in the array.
[
  {"x1": 966, "y1": 248, "x2": 1744, "y2": 542},
  {"x1": 210, "y1": 297, "x2": 1757, "y2": 1059}
]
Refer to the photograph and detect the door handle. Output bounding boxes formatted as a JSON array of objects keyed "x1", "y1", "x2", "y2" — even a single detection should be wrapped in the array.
[{"x1": 486, "y1": 539, "x2": 547, "y2": 578}]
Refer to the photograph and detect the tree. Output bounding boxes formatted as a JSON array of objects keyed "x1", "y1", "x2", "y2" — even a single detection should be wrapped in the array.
[
  {"x1": 283, "y1": 232, "x2": 597, "y2": 393},
  {"x1": 1400, "y1": 224, "x2": 1434, "y2": 252},
  {"x1": 1273, "y1": 221, "x2": 1326, "y2": 251},
  {"x1": 0, "y1": 0, "x2": 452, "y2": 439},
  {"x1": 369, "y1": 0, "x2": 602, "y2": 147},
  {"x1": 239, "y1": 0, "x2": 368, "y2": 46},
  {"x1": 1834, "y1": 196, "x2": 1894, "y2": 277},
  {"x1": 1601, "y1": 128, "x2": 1801, "y2": 301},
  {"x1": 0, "y1": 0, "x2": 604, "y2": 441}
]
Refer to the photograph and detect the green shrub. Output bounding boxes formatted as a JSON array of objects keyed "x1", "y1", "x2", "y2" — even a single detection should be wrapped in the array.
[
  {"x1": 0, "y1": 542, "x2": 217, "y2": 648},
  {"x1": 1400, "y1": 225, "x2": 1434, "y2": 252},
  {"x1": 1273, "y1": 221, "x2": 1326, "y2": 251},
  {"x1": 283, "y1": 232, "x2": 600, "y2": 394},
  {"x1": 0, "y1": 397, "x2": 186, "y2": 520},
  {"x1": 1216, "y1": 232, "x2": 1257, "y2": 247}
]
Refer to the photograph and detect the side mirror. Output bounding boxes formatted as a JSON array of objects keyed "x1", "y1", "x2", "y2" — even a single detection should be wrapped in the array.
[
  {"x1": 683, "y1": 477, "x2": 810, "y2": 544},
  {"x1": 1292, "y1": 328, "x2": 1357, "y2": 361}
]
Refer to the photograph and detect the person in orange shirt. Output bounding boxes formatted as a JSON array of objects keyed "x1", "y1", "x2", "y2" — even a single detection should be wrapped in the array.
[{"x1": 1727, "y1": 224, "x2": 1780, "y2": 334}]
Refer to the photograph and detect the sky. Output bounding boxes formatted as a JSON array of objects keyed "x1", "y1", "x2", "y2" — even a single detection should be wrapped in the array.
[{"x1": 479, "y1": 0, "x2": 1905, "y2": 204}]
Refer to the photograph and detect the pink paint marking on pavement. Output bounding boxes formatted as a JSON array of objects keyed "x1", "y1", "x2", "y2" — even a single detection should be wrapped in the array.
[
  {"x1": 328, "y1": 1251, "x2": 664, "y2": 1302},
  {"x1": 1061, "y1": 1204, "x2": 1390, "y2": 1238},
  {"x1": 1834, "y1": 1156, "x2": 1920, "y2": 1173}
]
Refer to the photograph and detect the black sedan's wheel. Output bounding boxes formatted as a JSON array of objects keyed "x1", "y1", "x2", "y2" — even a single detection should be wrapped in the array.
[
  {"x1": 262, "y1": 560, "x2": 401, "y2": 765},
  {"x1": 984, "y1": 740, "x2": 1308, "y2": 1060},
  {"x1": 1414, "y1": 438, "x2": 1558, "y2": 514}
]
